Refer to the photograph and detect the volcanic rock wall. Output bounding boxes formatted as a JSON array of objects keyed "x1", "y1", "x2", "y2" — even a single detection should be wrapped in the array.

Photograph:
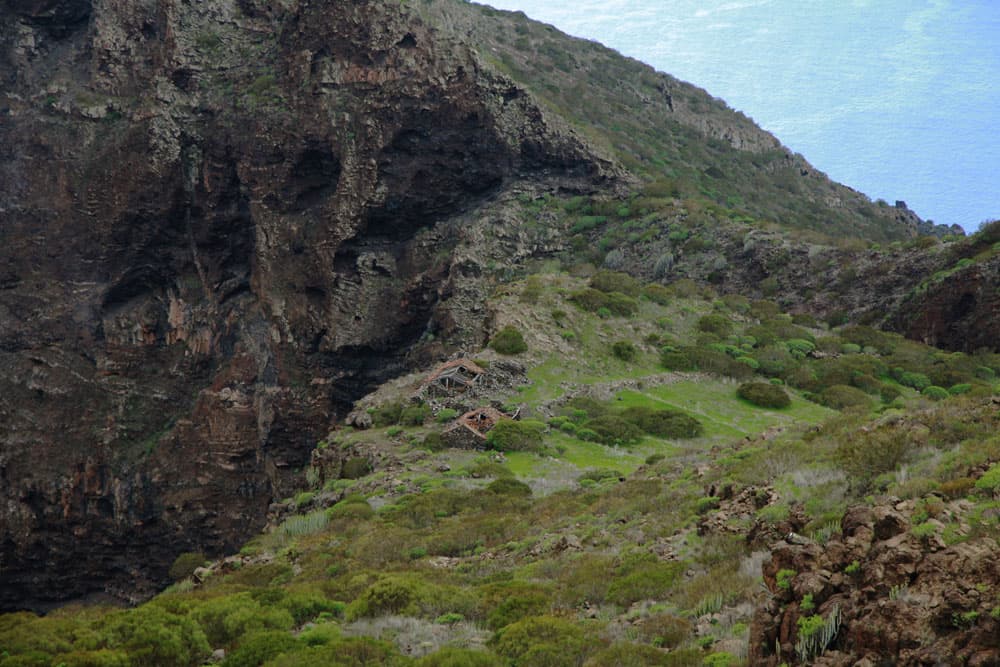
[{"x1": 0, "y1": 0, "x2": 613, "y2": 609}]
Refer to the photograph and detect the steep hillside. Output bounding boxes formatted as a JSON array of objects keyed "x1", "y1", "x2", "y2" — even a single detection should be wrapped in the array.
[
  {"x1": 418, "y1": 0, "x2": 956, "y2": 242},
  {"x1": 0, "y1": 0, "x2": 993, "y2": 637}
]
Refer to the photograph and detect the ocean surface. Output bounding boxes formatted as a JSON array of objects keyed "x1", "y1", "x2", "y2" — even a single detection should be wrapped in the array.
[{"x1": 481, "y1": 0, "x2": 1000, "y2": 233}]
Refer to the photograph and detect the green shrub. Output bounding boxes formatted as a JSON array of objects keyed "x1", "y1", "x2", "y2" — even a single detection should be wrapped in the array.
[
  {"x1": 590, "y1": 270, "x2": 641, "y2": 296},
  {"x1": 100, "y1": 606, "x2": 211, "y2": 665},
  {"x1": 168, "y1": 551, "x2": 207, "y2": 581},
  {"x1": 190, "y1": 593, "x2": 294, "y2": 648},
  {"x1": 400, "y1": 404, "x2": 430, "y2": 425},
  {"x1": 371, "y1": 402, "x2": 404, "y2": 427},
  {"x1": 482, "y1": 586, "x2": 552, "y2": 631},
  {"x1": 611, "y1": 341, "x2": 638, "y2": 362},
  {"x1": 642, "y1": 283, "x2": 672, "y2": 305},
  {"x1": 603, "y1": 292, "x2": 639, "y2": 316},
  {"x1": 435, "y1": 409, "x2": 460, "y2": 424},
  {"x1": 975, "y1": 366, "x2": 997, "y2": 381},
  {"x1": 939, "y1": 477, "x2": 975, "y2": 498},
  {"x1": 697, "y1": 314, "x2": 732, "y2": 337},
  {"x1": 346, "y1": 577, "x2": 422, "y2": 620},
  {"x1": 279, "y1": 591, "x2": 343, "y2": 625},
  {"x1": 836, "y1": 422, "x2": 915, "y2": 486},
  {"x1": 486, "y1": 478, "x2": 533, "y2": 497},
  {"x1": 786, "y1": 338, "x2": 816, "y2": 357},
  {"x1": 584, "y1": 642, "x2": 678, "y2": 666},
  {"x1": 581, "y1": 416, "x2": 643, "y2": 446},
  {"x1": 490, "y1": 616, "x2": 594, "y2": 666},
  {"x1": 703, "y1": 652, "x2": 737, "y2": 667},
  {"x1": 637, "y1": 613, "x2": 691, "y2": 649},
  {"x1": 486, "y1": 419, "x2": 546, "y2": 452},
  {"x1": 221, "y1": 630, "x2": 299, "y2": 667},
  {"x1": 696, "y1": 347, "x2": 754, "y2": 378},
  {"x1": 948, "y1": 383, "x2": 973, "y2": 396},
  {"x1": 490, "y1": 326, "x2": 527, "y2": 355},
  {"x1": 922, "y1": 385, "x2": 950, "y2": 401},
  {"x1": 328, "y1": 499, "x2": 374, "y2": 520},
  {"x1": 818, "y1": 385, "x2": 871, "y2": 410},
  {"x1": 899, "y1": 372, "x2": 932, "y2": 391},
  {"x1": 737, "y1": 382, "x2": 791, "y2": 409},
  {"x1": 294, "y1": 491, "x2": 316, "y2": 510},
  {"x1": 608, "y1": 559, "x2": 684, "y2": 606},
  {"x1": 660, "y1": 348, "x2": 694, "y2": 371},
  {"x1": 619, "y1": 406, "x2": 703, "y2": 438},
  {"x1": 521, "y1": 276, "x2": 544, "y2": 304},
  {"x1": 263, "y1": 636, "x2": 400, "y2": 667},
  {"x1": 415, "y1": 648, "x2": 503, "y2": 667},
  {"x1": 570, "y1": 288, "x2": 610, "y2": 312},
  {"x1": 341, "y1": 457, "x2": 371, "y2": 479},
  {"x1": 577, "y1": 468, "x2": 623, "y2": 484},
  {"x1": 422, "y1": 432, "x2": 445, "y2": 451},
  {"x1": 975, "y1": 464, "x2": 1000, "y2": 493}
]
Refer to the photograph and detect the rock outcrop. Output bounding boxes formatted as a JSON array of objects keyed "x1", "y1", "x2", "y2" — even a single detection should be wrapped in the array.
[
  {"x1": 750, "y1": 500, "x2": 1000, "y2": 665},
  {"x1": 0, "y1": 0, "x2": 613, "y2": 610}
]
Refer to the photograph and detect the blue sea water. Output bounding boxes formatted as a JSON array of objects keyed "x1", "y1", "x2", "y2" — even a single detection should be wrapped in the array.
[{"x1": 481, "y1": 0, "x2": 1000, "y2": 232}]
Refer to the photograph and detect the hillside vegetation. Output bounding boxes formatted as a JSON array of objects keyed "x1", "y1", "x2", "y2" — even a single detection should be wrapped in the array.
[{"x1": 5, "y1": 270, "x2": 999, "y2": 666}]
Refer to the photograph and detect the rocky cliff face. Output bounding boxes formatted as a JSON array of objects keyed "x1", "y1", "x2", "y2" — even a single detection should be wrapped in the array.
[
  {"x1": 0, "y1": 0, "x2": 616, "y2": 610},
  {"x1": 887, "y1": 255, "x2": 1000, "y2": 353},
  {"x1": 751, "y1": 497, "x2": 1000, "y2": 666}
]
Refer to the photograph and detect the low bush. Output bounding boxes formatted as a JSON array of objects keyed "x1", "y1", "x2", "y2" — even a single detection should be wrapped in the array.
[
  {"x1": 818, "y1": 385, "x2": 871, "y2": 410},
  {"x1": 642, "y1": 283, "x2": 671, "y2": 305},
  {"x1": 328, "y1": 498, "x2": 374, "y2": 520},
  {"x1": 341, "y1": 457, "x2": 371, "y2": 479},
  {"x1": 581, "y1": 415, "x2": 643, "y2": 446},
  {"x1": 737, "y1": 382, "x2": 791, "y2": 409},
  {"x1": 619, "y1": 406, "x2": 703, "y2": 438},
  {"x1": 490, "y1": 616, "x2": 595, "y2": 666},
  {"x1": 190, "y1": 593, "x2": 294, "y2": 648},
  {"x1": 486, "y1": 478, "x2": 533, "y2": 497},
  {"x1": 611, "y1": 340, "x2": 638, "y2": 362},
  {"x1": 263, "y1": 636, "x2": 400, "y2": 667},
  {"x1": 899, "y1": 371, "x2": 932, "y2": 391},
  {"x1": 570, "y1": 289, "x2": 638, "y2": 316},
  {"x1": 660, "y1": 348, "x2": 694, "y2": 371},
  {"x1": 837, "y1": 421, "x2": 915, "y2": 487},
  {"x1": 415, "y1": 648, "x2": 503, "y2": 667},
  {"x1": 102, "y1": 606, "x2": 211, "y2": 666},
  {"x1": 922, "y1": 385, "x2": 950, "y2": 401},
  {"x1": 590, "y1": 270, "x2": 641, "y2": 296},
  {"x1": 975, "y1": 464, "x2": 1000, "y2": 493},
  {"x1": 584, "y1": 642, "x2": 679, "y2": 665},
  {"x1": 697, "y1": 314, "x2": 732, "y2": 337},
  {"x1": 400, "y1": 404, "x2": 430, "y2": 425},
  {"x1": 637, "y1": 613, "x2": 691, "y2": 649},
  {"x1": 490, "y1": 326, "x2": 527, "y2": 355},
  {"x1": 486, "y1": 419, "x2": 546, "y2": 452},
  {"x1": 435, "y1": 408, "x2": 459, "y2": 423},
  {"x1": 607, "y1": 559, "x2": 685, "y2": 606},
  {"x1": 371, "y1": 402, "x2": 404, "y2": 427},
  {"x1": 221, "y1": 630, "x2": 299, "y2": 667},
  {"x1": 168, "y1": 552, "x2": 206, "y2": 582}
]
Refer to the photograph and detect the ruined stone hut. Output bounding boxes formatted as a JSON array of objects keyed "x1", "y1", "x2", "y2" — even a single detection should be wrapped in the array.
[{"x1": 441, "y1": 406, "x2": 506, "y2": 449}]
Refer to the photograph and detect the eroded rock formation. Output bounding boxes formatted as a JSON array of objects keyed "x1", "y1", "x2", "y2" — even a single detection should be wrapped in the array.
[{"x1": 751, "y1": 500, "x2": 1000, "y2": 665}]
